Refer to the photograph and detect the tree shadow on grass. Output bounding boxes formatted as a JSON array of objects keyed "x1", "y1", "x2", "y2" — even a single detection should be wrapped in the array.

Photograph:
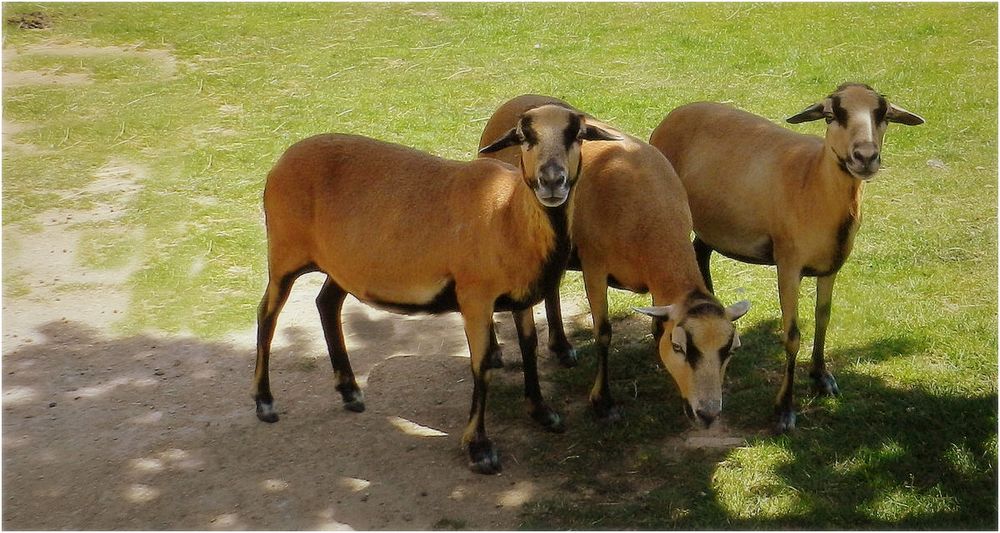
[{"x1": 516, "y1": 330, "x2": 997, "y2": 530}]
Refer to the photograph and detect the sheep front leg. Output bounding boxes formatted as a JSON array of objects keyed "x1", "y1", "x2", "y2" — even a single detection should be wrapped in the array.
[
  {"x1": 810, "y1": 274, "x2": 840, "y2": 396},
  {"x1": 774, "y1": 265, "x2": 803, "y2": 433},
  {"x1": 543, "y1": 286, "x2": 578, "y2": 367},
  {"x1": 513, "y1": 308, "x2": 565, "y2": 432},
  {"x1": 460, "y1": 296, "x2": 502, "y2": 474}
]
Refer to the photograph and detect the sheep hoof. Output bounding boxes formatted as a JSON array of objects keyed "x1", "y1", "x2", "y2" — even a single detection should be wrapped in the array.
[
  {"x1": 810, "y1": 370, "x2": 840, "y2": 396},
  {"x1": 591, "y1": 399, "x2": 622, "y2": 423},
  {"x1": 255, "y1": 400, "x2": 279, "y2": 423},
  {"x1": 531, "y1": 405, "x2": 565, "y2": 433},
  {"x1": 486, "y1": 348, "x2": 504, "y2": 369},
  {"x1": 554, "y1": 347, "x2": 579, "y2": 368},
  {"x1": 774, "y1": 410, "x2": 796, "y2": 434},
  {"x1": 337, "y1": 385, "x2": 366, "y2": 412},
  {"x1": 344, "y1": 399, "x2": 366, "y2": 413},
  {"x1": 467, "y1": 439, "x2": 502, "y2": 475}
]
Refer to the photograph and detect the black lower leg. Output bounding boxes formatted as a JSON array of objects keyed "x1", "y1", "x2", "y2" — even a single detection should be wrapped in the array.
[
  {"x1": 467, "y1": 371, "x2": 500, "y2": 474},
  {"x1": 515, "y1": 310, "x2": 563, "y2": 432},
  {"x1": 590, "y1": 320, "x2": 619, "y2": 421},
  {"x1": 254, "y1": 310, "x2": 275, "y2": 408},
  {"x1": 810, "y1": 297, "x2": 839, "y2": 396},
  {"x1": 487, "y1": 322, "x2": 504, "y2": 369},
  {"x1": 544, "y1": 288, "x2": 577, "y2": 367},
  {"x1": 774, "y1": 321, "x2": 799, "y2": 433},
  {"x1": 317, "y1": 278, "x2": 364, "y2": 412},
  {"x1": 694, "y1": 236, "x2": 714, "y2": 293},
  {"x1": 254, "y1": 281, "x2": 291, "y2": 423}
]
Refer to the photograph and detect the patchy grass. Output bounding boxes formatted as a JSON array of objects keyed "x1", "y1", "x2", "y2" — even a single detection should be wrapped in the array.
[{"x1": 2, "y1": 2, "x2": 996, "y2": 529}]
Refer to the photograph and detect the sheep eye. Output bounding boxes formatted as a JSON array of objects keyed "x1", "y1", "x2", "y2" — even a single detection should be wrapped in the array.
[
  {"x1": 671, "y1": 342, "x2": 685, "y2": 354},
  {"x1": 824, "y1": 115, "x2": 834, "y2": 124}
]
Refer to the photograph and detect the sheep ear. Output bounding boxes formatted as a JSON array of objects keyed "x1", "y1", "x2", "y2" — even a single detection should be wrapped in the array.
[
  {"x1": 579, "y1": 119, "x2": 624, "y2": 142},
  {"x1": 886, "y1": 103, "x2": 925, "y2": 126},
  {"x1": 786, "y1": 101, "x2": 828, "y2": 124},
  {"x1": 725, "y1": 300, "x2": 750, "y2": 321},
  {"x1": 479, "y1": 127, "x2": 522, "y2": 154},
  {"x1": 634, "y1": 305, "x2": 676, "y2": 321}
]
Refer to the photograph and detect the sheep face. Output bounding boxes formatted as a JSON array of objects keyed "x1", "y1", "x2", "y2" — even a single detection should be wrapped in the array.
[
  {"x1": 637, "y1": 300, "x2": 749, "y2": 428},
  {"x1": 786, "y1": 83, "x2": 925, "y2": 181},
  {"x1": 479, "y1": 104, "x2": 622, "y2": 207}
]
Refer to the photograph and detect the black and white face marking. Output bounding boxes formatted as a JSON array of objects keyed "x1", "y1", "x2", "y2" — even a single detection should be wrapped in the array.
[
  {"x1": 670, "y1": 320, "x2": 738, "y2": 428},
  {"x1": 516, "y1": 107, "x2": 585, "y2": 208},
  {"x1": 826, "y1": 88, "x2": 888, "y2": 180},
  {"x1": 636, "y1": 299, "x2": 750, "y2": 428},
  {"x1": 480, "y1": 104, "x2": 623, "y2": 208},
  {"x1": 788, "y1": 83, "x2": 925, "y2": 182}
]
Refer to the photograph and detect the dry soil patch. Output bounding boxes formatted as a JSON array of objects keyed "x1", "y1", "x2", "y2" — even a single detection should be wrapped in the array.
[{"x1": 3, "y1": 42, "x2": 178, "y2": 88}]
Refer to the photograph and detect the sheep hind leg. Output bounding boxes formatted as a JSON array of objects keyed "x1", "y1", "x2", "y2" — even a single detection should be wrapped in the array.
[
  {"x1": 584, "y1": 270, "x2": 620, "y2": 422},
  {"x1": 486, "y1": 321, "x2": 504, "y2": 370},
  {"x1": 693, "y1": 236, "x2": 715, "y2": 293},
  {"x1": 253, "y1": 273, "x2": 296, "y2": 423},
  {"x1": 809, "y1": 274, "x2": 840, "y2": 396},
  {"x1": 774, "y1": 265, "x2": 803, "y2": 434},
  {"x1": 316, "y1": 277, "x2": 365, "y2": 412},
  {"x1": 514, "y1": 308, "x2": 565, "y2": 433},
  {"x1": 544, "y1": 286, "x2": 578, "y2": 367}
]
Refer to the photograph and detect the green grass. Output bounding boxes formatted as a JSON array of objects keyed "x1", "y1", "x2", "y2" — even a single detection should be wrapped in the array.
[{"x1": 3, "y1": 2, "x2": 996, "y2": 529}]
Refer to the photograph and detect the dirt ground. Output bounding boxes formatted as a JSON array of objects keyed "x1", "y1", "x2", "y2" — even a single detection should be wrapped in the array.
[
  {"x1": 2, "y1": 42, "x2": 743, "y2": 531},
  {"x1": 1, "y1": 41, "x2": 592, "y2": 530},
  {"x1": 3, "y1": 273, "x2": 585, "y2": 530}
]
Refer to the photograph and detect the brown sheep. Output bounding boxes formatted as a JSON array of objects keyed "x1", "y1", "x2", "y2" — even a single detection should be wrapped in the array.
[
  {"x1": 255, "y1": 108, "x2": 620, "y2": 474},
  {"x1": 480, "y1": 95, "x2": 750, "y2": 426},
  {"x1": 649, "y1": 83, "x2": 924, "y2": 432}
]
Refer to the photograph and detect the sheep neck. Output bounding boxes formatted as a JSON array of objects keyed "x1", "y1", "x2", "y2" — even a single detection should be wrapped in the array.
[
  {"x1": 495, "y1": 182, "x2": 572, "y2": 310},
  {"x1": 817, "y1": 144, "x2": 864, "y2": 223}
]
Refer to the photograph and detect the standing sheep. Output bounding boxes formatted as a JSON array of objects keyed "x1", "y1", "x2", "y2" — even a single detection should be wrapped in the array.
[
  {"x1": 255, "y1": 106, "x2": 620, "y2": 473},
  {"x1": 649, "y1": 83, "x2": 924, "y2": 432},
  {"x1": 480, "y1": 95, "x2": 750, "y2": 426}
]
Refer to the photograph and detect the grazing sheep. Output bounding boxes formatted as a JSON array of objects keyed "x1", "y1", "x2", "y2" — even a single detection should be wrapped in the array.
[
  {"x1": 254, "y1": 107, "x2": 620, "y2": 474},
  {"x1": 649, "y1": 83, "x2": 924, "y2": 432},
  {"x1": 480, "y1": 95, "x2": 750, "y2": 426}
]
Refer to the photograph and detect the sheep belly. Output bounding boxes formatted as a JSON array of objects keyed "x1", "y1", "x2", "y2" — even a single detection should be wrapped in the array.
[
  {"x1": 709, "y1": 235, "x2": 776, "y2": 266},
  {"x1": 359, "y1": 278, "x2": 459, "y2": 315}
]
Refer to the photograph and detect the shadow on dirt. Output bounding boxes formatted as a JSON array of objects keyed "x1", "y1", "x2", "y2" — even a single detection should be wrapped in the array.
[{"x1": 2, "y1": 318, "x2": 570, "y2": 530}]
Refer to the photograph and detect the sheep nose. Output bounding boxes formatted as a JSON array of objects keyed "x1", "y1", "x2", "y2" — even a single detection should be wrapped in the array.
[
  {"x1": 538, "y1": 161, "x2": 567, "y2": 188},
  {"x1": 695, "y1": 408, "x2": 718, "y2": 426},
  {"x1": 539, "y1": 170, "x2": 566, "y2": 187},
  {"x1": 852, "y1": 145, "x2": 880, "y2": 168},
  {"x1": 695, "y1": 400, "x2": 721, "y2": 426}
]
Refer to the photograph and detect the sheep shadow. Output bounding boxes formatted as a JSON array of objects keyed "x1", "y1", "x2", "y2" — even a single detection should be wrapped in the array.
[
  {"x1": 700, "y1": 364, "x2": 998, "y2": 529},
  {"x1": 1, "y1": 319, "x2": 568, "y2": 530},
  {"x1": 518, "y1": 326, "x2": 997, "y2": 529}
]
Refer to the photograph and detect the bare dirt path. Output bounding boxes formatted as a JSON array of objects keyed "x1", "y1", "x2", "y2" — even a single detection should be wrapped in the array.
[{"x1": 3, "y1": 273, "x2": 584, "y2": 530}]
